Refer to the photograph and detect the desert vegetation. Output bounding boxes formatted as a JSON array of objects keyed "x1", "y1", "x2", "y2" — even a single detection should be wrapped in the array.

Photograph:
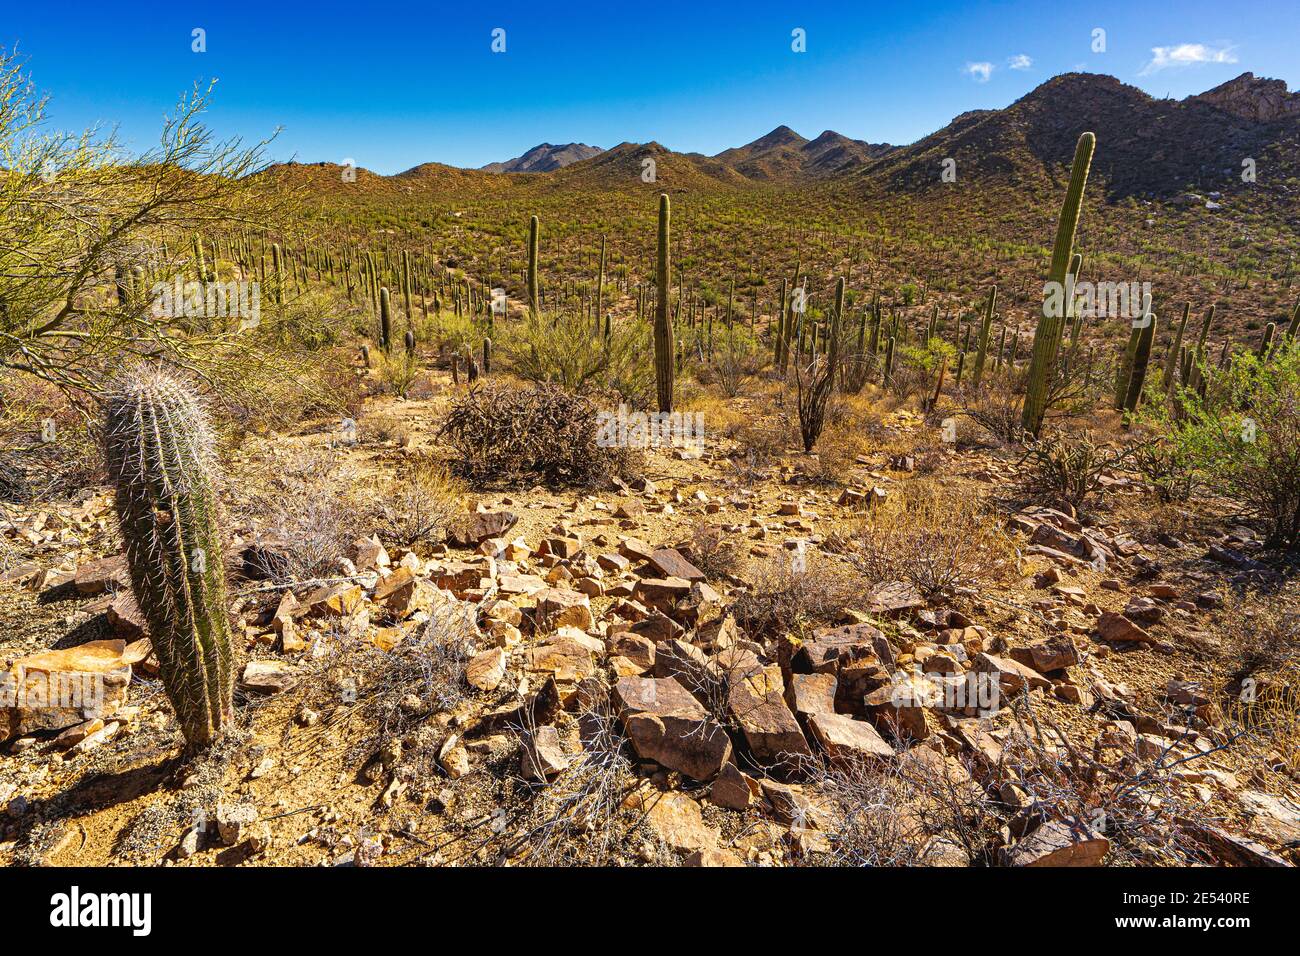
[{"x1": 2, "y1": 42, "x2": 1300, "y2": 874}]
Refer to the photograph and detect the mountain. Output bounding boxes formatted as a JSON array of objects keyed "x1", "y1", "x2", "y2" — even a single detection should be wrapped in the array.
[
  {"x1": 481, "y1": 143, "x2": 604, "y2": 174},
  {"x1": 712, "y1": 126, "x2": 893, "y2": 179},
  {"x1": 854, "y1": 72, "x2": 1300, "y2": 201}
]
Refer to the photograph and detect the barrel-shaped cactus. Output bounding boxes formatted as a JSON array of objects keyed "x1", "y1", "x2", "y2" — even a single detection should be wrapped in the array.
[
  {"x1": 1022, "y1": 131, "x2": 1095, "y2": 436},
  {"x1": 105, "y1": 370, "x2": 235, "y2": 748},
  {"x1": 654, "y1": 193, "x2": 675, "y2": 412}
]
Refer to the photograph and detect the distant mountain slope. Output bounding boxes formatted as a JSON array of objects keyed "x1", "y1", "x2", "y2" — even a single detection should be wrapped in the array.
[
  {"x1": 853, "y1": 72, "x2": 1300, "y2": 201},
  {"x1": 713, "y1": 126, "x2": 893, "y2": 180},
  {"x1": 481, "y1": 143, "x2": 603, "y2": 174}
]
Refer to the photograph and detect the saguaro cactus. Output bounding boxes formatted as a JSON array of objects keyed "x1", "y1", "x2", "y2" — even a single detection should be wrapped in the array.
[
  {"x1": 1022, "y1": 131, "x2": 1095, "y2": 436},
  {"x1": 527, "y1": 215, "x2": 540, "y2": 320},
  {"x1": 379, "y1": 287, "x2": 393, "y2": 354},
  {"x1": 654, "y1": 193, "x2": 675, "y2": 412},
  {"x1": 105, "y1": 371, "x2": 235, "y2": 748},
  {"x1": 972, "y1": 285, "x2": 997, "y2": 386},
  {"x1": 1122, "y1": 302, "x2": 1157, "y2": 412},
  {"x1": 1164, "y1": 302, "x2": 1191, "y2": 396}
]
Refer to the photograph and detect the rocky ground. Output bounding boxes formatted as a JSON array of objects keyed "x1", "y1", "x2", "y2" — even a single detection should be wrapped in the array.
[{"x1": 2, "y1": 367, "x2": 1299, "y2": 868}]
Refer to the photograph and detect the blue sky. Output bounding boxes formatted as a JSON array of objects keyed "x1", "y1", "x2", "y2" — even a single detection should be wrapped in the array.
[{"x1": 3, "y1": 0, "x2": 1296, "y2": 173}]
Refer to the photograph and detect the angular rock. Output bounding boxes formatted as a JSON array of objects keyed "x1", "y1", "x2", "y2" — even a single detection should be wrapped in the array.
[
  {"x1": 806, "y1": 712, "x2": 895, "y2": 764},
  {"x1": 613, "y1": 676, "x2": 731, "y2": 780},
  {"x1": 466, "y1": 647, "x2": 508, "y2": 691},
  {"x1": 446, "y1": 511, "x2": 518, "y2": 547},
  {"x1": 1001, "y1": 819, "x2": 1109, "y2": 867},
  {"x1": 727, "y1": 665, "x2": 810, "y2": 766}
]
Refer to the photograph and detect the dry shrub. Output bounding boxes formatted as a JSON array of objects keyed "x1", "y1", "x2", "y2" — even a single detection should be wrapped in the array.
[
  {"x1": 372, "y1": 348, "x2": 421, "y2": 399},
  {"x1": 438, "y1": 382, "x2": 637, "y2": 489},
  {"x1": 834, "y1": 479, "x2": 1016, "y2": 601},
  {"x1": 1017, "y1": 429, "x2": 1141, "y2": 513},
  {"x1": 1226, "y1": 661, "x2": 1300, "y2": 776},
  {"x1": 369, "y1": 453, "x2": 464, "y2": 552},
  {"x1": 959, "y1": 371, "x2": 1029, "y2": 445},
  {"x1": 799, "y1": 749, "x2": 995, "y2": 866},
  {"x1": 727, "y1": 412, "x2": 791, "y2": 484},
  {"x1": 730, "y1": 553, "x2": 862, "y2": 639},
  {"x1": 1000, "y1": 694, "x2": 1232, "y2": 865},
  {"x1": 0, "y1": 378, "x2": 103, "y2": 501},
  {"x1": 234, "y1": 446, "x2": 365, "y2": 581},
  {"x1": 1216, "y1": 585, "x2": 1300, "y2": 679},
  {"x1": 799, "y1": 408, "x2": 874, "y2": 484},
  {"x1": 681, "y1": 520, "x2": 742, "y2": 579}
]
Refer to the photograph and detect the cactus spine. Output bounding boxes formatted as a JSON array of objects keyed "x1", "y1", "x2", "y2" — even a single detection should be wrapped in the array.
[
  {"x1": 527, "y1": 215, "x2": 540, "y2": 320},
  {"x1": 1022, "y1": 132, "x2": 1095, "y2": 436},
  {"x1": 654, "y1": 193, "x2": 675, "y2": 413},
  {"x1": 105, "y1": 371, "x2": 234, "y2": 748}
]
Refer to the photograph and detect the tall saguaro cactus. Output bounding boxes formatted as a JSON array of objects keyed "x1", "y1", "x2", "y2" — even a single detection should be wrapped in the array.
[
  {"x1": 527, "y1": 215, "x2": 540, "y2": 320},
  {"x1": 1022, "y1": 131, "x2": 1095, "y2": 436},
  {"x1": 972, "y1": 285, "x2": 997, "y2": 386},
  {"x1": 105, "y1": 371, "x2": 235, "y2": 748},
  {"x1": 654, "y1": 193, "x2": 675, "y2": 412}
]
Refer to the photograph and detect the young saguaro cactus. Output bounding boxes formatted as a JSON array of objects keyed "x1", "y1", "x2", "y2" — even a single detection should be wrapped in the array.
[
  {"x1": 527, "y1": 215, "x2": 540, "y2": 320},
  {"x1": 105, "y1": 370, "x2": 235, "y2": 748},
  {"x1": 1022, "y1": 131, "x2": 1095, "y2": 436},
  {"x1": 654, "y1": 193, "x2": 675, "y2": 412},
  {"x1": 379, "y1": 286, "x2": 393, "y2": 354},
  {"x1": 972, "y1": 285, "x2": 997, "y2": 387}
]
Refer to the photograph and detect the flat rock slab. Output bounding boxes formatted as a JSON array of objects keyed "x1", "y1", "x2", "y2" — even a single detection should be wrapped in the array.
[{"x1": 614, "y1": 676, "x2": 731, "y2": 781}]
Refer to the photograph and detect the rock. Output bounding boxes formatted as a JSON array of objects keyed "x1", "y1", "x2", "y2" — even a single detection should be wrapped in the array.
[
  {"x1": 533, "y1": 587, "x2": 594, "y2": 631},
  {"x1": 106, "y1": 590, "x2": 146, "y2": 639},
  {"x1": 304, "y1": 582, "x2": 364, "y2": 617},
  {"x1": 710, "y1": 762, "x2": 757, "y2": 810},
  {"x1": 632, "y1": 789, "x2": 720, "y2": 853},
  {"x1": 466, "y1": 647, "x2": 508, "y2": 691},
  {"x1": 972, "y1": 653, "x2": 1052, "y2": 695},
  {"x1": 684, "y1": 847, "x2": 745, "y2": 867},
  {"x1": 1123, "y1": 596, "x2": 1164, "y2": 624},
  {"x1": 1097, "y1": 610, "x2": 1154, "y2": 643},
  {"x1": 215, "y1": 801, "x2": 259, "y2": 846},
  {"x1": 607, "y1": 633, "x2": 655, "y2": 670},
  {"x1": 1, "y1": 639, "x2": 132, "y2": 740},
  {"x1": 727, "y1": 665, "x2": 811, "y2": 766},
  {"x1": 446, "y1": 511, "x2": 518, "y2": 546},
  {"x1": 613, "y1": 676, "x2": 732, "y2": 780},
  {"x1": 806, "y1": 712, "x2": 895, "y2": 764},
  {"x1": 1001, "y1": 818, "x2": 1109, "y2": 866},
  {"x1": 522, "y1": 638, "x2": 594, "y2": 683},
  {"x1": 1239, "y1": 791, "x2": 1300, "y2": 845},
  {"x1": 240, "y1": 660, "x2": 295, "y2": 694},
  {"x1": 787, "y1": 672, "x2": 838, "y2": 717},
  {"x1": 521, "y1": 725, "x2": 570, "y2": 780},
  {"x1": 74, "y1": 554, "x2": 129, "y2": 595},
  {"x1": 631, "y1": 577, "x2": 693, "y2": 614},
  {"x1": 867, "y1": 581, "x2": 924, "y2": 617},
  {"x1": 1009, "y1": 632, "x2": 1079, "y2": 673},
  {"x1": 351, "y1": 535, "x2": 390, "y2": 572},
  {"x1": 648, "y1": 548, "x2": 706, "y2": 582}
]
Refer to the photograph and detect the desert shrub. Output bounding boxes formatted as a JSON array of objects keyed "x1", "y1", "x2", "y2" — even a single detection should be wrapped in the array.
[
  {"x1": 1130, "y1": 436, "x2": 1201, "y2": 503},
  {"x1": 730, "y1": 554, "x2": 862, "y2": 639},
  {"x1": 0, "y1": 380, "x2": 103, "y2": 501},
  {"x1": 1175, "y1": 342, "x2": 1300, "y2": 548},
  {"x1": 234, "y1": 446, "x2": 365, "y2": 581},
  {"x1": 438, "y1": 382, "x2": 637, "y2": 489},
  {"x1": 798, "y1": 749, "x2": 995, "y2": 866},
  {"x1": 681, "y1": 520, "x2": 742, "y2": 579},
  {"x1": 368, "y1": 453, "x2": 464, "y2": 552},
  {"x1": 1017, "y1": 429, "x2": 1140, "y2": 513},
  {"x1": 713, "y1": 325, "x2": 765, "y2": 397},
  {"x1": 415, "y1": 310, "x2": 481, "y2": 361},
  {"x1": 834, "y1": 480, "x2": 1015, "y2": 601},
  {"x1": 959, "y1": 369, "x2": 1029, "y2": 444},
  {"x1": 1215, "y1": 585, "x2": 1300, "y2": 679},
  {"x1": 373, "y1": 347, "x2": 421, "y2": 399},
  {"x1": 506, "y1": 312, "x2": 654, "y2": 407},
  {"x1": 726, "y1": 411, "x2": 792, "y2": 484}
]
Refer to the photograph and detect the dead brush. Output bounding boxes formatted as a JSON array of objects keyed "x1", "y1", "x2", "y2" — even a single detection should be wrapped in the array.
[
  {"x1": 681, "y1": 519, "x2": 742, "y2": 579},
  {"x1": 234, "y1": 446, "x2": 366, "y2": 581},
  {"x1": 795, "y1": 749, "x2": 999, "y2": 866},
  {"x1": 438, "y1": 382, "x2": 638, "y2": 489},
  {"x1": 1215, "y1": 584, "x2": 1300, "y2": 680},
  {"x1": 726, "y1": 412, "x2": 791, "y2": 485},
  {"x1": 998, "y1": 693, "x2": 1240, "y2": 865},
  {"x1": 492, "y1": 702, "x2": 637, "y2": 866},
  {"x1": 1017, "y1": 429, "x2": 1144, "y2": 513},
  {"x1": 730, "y1": 553, "x2": 863, "y2": 639},
  {"x1": 1225, "y1": 661, "x2": 1300, "y2": 776},
  {"x1": 831, "y1": 479, "x2": 1016, "y2": 602},
  {"x1": 367, "y1": 453, "x2": 465, "y2": 553}
]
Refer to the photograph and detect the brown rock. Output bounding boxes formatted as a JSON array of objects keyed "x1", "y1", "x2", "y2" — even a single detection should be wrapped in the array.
[
  {"x1": 74, "y1": 554, "x2": 129, "y2": 595},
  {"x1": 613, "y1": 676, "x2": 732, "y2": 780},
  {"x1": 807, "y1": 711, "x2": 895, "y2": 764},
  {"x1": 727, "y1": 665, "x2": 810, "y2": 766},
  {"x1": 648, "y1": 547, "x2": 706, "y2": 582},
  {"x1": 1097, "y1": 610, "x2": 1154, "y2": 643},
  {"x1": 1001, "y1": 819, "x2": 1110, "y2": 867},
  {"x1": 446, "y1": 511, "x2": 518, "y2": 546},
  {"x1": 466, "y1": 647, "x2": 508, "y2": 691}
]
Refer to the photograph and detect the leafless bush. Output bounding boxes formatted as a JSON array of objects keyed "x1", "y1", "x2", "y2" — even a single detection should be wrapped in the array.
[
  {"x1": 681, "y1": 520, "x2": 742, "y2": 579},
  {"x1": 1216, "y1": 585, "x2": 1300, "y2": 679},
  {"x1": 795, "y1": 350, "x2": 841, "y2": 452},
  {"x1": 999, "y1": 693, "x2": 1236, "y2": 865},
  {"x1": 798, "y1": 750, "x2": 997, "y2": 866},
  {"x1": 730, "y1": 554, "x2": 862, "y2": 639},
  {"x1": 832, "y1": 480, "x2": 1016, "y2": 601},
  {"x1": 713, "y1": 325, "x2": 765, "y2": 397},
  {"x1": 235, "y1": 447, "x2": 364, "y2": 581},
  {"x1": 438, "y1": 383, "x2": 638, "y2": 489},
  {"x1": 368, "y1": 453, "x2": 464, "y2": 552},
  {"x1": 959, "y1": 371, "x2": 1029, "y2": 445},
  {"x1": 1017, "y1": 430, "x2": 1143, "y2": 513},
  {"x1": 727, "y1": 413, "x2": 790, "y2": 484}
]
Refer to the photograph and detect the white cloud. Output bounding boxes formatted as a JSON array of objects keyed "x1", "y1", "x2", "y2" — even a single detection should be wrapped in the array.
[
  {"x1": 1008, "y1": 54, "x2": 1033, "y2": 70},
  {"x1": 1139, "y1": 43, "x2": 1238, "y2": 75},
  {"x1": 963, "y1": 61, "x2": 994, "y2": 83}
]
